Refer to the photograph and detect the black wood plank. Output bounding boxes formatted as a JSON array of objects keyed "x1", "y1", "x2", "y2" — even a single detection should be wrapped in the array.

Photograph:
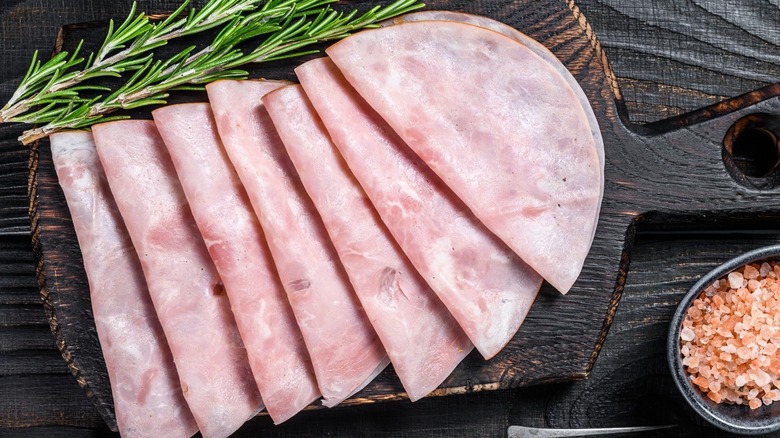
[
  {"x1": 0, "y1": 238, "x2": 45, "y2": 308},
  {"x1": 0, "y1": 290, "x2": 40, "y2": 306},
  {"x1": 0, "y1": 426, "x2": 114, "y2": 438},
  {"x1": 0, "y1": 304, "x2": 47, "y2": 326},
  {"x1": 0, "y1": 375, "x2": 107, "y2": 429},
  {"x1": 577, "y1": 0, "x2": 780, "y2": 123},
  {"x1": 0, "y1": 326, "x2": 58, "y2": 352},
  {"x1": 0, "y1": 350, "x2": 73, "y2": 376},
  {"x1": 231, "y1": 388, "x2": 511, "y2": 437}
]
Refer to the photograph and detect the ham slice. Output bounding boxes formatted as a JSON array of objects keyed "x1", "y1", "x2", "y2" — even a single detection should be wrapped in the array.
[
  {"x1": 383, "y1": 11, "x2": 605, "y2": 188},
  {"x1": 50, "y1": 131, "x2": 197, "y2": 438},
  {"x1": 383, "y1": 11, "x2": 605, "y2": 245},
  {"x1": 206, "y1": 79, "x2": 388, "y2": 407},
  {"x1": 151, "y1": 102, "x2": 319, "y2": 424},
  {"x1": 92, "y1": 120, "x2": 262, "y2": 438},
  {"x1": 265, "y1": 82, "x2": 473, "y2": 401},
  {"x1": 296, "y1": 57, "x2": 542, "y2": 359},
  {"x1": 327, "y1": 21, "x2": 603, "y2": 293}
]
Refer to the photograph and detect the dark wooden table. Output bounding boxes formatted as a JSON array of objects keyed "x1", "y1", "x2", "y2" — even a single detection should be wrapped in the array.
[{"x1": 2, "y1": 1, "x2": 780, "y2": 437}]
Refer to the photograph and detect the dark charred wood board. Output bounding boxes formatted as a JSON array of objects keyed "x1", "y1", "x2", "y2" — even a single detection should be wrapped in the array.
[{"x1": 25, "y1": 0, "x2": 780, "y2": 432}]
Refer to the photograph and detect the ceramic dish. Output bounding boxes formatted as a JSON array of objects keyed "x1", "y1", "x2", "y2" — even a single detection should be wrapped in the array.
[{"x1": 668, "y1": 244, "x2": 780, "y2": 435}]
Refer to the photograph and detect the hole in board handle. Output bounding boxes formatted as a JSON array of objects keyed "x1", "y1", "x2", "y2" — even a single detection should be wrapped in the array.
[{"x1": 722, "y1": 113, "x2": 780, "y2": 189}]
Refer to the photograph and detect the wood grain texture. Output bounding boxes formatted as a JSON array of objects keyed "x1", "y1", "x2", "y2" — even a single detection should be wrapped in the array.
[
  {"x1": 2, "y1": 0, "x2": 780, "y2": 436},
  {"x1": 0, "y1": 350, "x2": 75, "y2": 375},
  {"x1": 576, "y1": 0, "x2": 780, "y2": 124},
  {"x1": 0, "y1": 375, "x2": 107, "y2": 429}
]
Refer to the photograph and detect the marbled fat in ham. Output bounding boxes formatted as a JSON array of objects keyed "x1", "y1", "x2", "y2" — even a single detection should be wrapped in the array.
[
  {"x1": 266, "y1": 81, "x2": 473, "y2": 401},
  {"x1": 296, "y1": 57, "x2": 542, "y2": 359},
  {"x1": 207, "y1": 80, "x2": 388, "y2": 407},
  {"x1": 152, "y1": 102, "x2": 320, "y2": 424},
  {"x1": 327, "y1": 21, "x2": 603, "y2": 293},
  {"x1": 92, "y1": 120, "x2": 262, "y2": 438},
  {"x1": 50, "y1": 131, "x2": 197, "y2": 438}
]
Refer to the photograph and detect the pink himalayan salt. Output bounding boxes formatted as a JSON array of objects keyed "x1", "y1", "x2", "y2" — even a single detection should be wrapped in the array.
[
  {"x1": 681, "y1": 261, "x2": 780, "y2": 409},
  {"x1": 728, "y1": 272, "x2": 744, "y2": 289}
]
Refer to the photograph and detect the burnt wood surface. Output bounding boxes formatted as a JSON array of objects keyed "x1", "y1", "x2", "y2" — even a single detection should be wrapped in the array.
[{"x1": 2, "y1": 1, "x2": 780, "y2": 437}]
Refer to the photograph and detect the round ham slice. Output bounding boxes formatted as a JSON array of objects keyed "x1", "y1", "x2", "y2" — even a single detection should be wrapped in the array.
[
  {"x1": 295, "y1": 57, "x2": 541, "y2": 359},
  {"x1": 327, "y1": 21, "x2": 603, "y2": 293},
  {"x1": 383, "y1": 11, "x2": 604, "y2": 251}
]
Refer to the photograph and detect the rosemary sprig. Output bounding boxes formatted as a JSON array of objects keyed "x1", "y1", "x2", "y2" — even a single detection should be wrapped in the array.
[
  {"x1": 17, "y1": 0, "x2": 424, "y2": 144},
  {"x1": 0, "y1": 0, "x2": 288, "y2": 123}
]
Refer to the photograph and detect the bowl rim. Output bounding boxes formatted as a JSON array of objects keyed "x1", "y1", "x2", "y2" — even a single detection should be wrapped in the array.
[{"x1": 667, "y1": 244, "x2": 780, "y2": 435}]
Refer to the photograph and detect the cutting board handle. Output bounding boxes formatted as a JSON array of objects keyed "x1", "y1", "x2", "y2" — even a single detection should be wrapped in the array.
[{"x1": 602, "y1": 87, "x2": 780, "y2": 229}]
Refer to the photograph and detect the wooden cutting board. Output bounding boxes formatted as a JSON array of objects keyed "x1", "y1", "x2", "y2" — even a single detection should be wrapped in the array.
[{"x1": 26, "y1": 0, "x2": 780, "y2": 431}]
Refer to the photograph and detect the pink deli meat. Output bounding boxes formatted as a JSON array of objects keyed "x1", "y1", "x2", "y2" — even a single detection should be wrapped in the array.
[
  {"x1": 206, "y1": 79, "x2": 388, "y2": 407},
  {"x1": 152, "y1": 102, "x2": 319, "y2": 424},
  {"x1": 92, "y1": 120, "x2": 262, "y2": 438},
  {"x1": 384, "y1": 11, "x2": 605, "y2": 247},
  {"x1": 266, "y1": 82, "x2": 473, "y2": 401},
  {"x1": 382, "y1": 10, "x2": 604, "y2": 172},
  {"x1": 50, "y1": 131, "x2": 197, "y2": 438},
  {"x1": 296, "y1": 57, "x2": 542, "y2": 359},
  {"x1": 327, "y1": 21, "x2": 603, "y2": 293}
]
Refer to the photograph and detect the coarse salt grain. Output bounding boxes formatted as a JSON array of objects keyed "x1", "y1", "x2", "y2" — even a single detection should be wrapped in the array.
[
  {"x1": 681, "y1": 261, "x2": 780, "y2": 410},
  {"x1": 728, "y1": 272, "x2": 744, "y2": 289}
]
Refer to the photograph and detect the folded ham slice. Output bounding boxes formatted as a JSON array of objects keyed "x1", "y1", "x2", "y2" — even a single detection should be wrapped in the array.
[
  {"x1": 152, "y1": 102, "x2": 320, "y2": 424},
  {"x1": 296, "y1": 57, "x2": 542, "y2": 359},
  {"x1": 206, "y1": 79, "x2": 388, "y2": 407},
  {"x1": 327, "y1": 21, "x2": 603, "y2": 293},
  {"x1": 92, "y1": 120, "x2": 262, "y2": 438},
  {"x1": 50, "y1": 131, "x2": 198, "y2": 438},
  {"x1": 266, "y1": 81, "x2": 473, "y2": 401}
]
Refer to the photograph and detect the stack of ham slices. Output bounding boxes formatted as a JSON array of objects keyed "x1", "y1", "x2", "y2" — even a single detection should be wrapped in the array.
[{"x1": 49, "y1": 12, "x2": 603, "y2": 438}]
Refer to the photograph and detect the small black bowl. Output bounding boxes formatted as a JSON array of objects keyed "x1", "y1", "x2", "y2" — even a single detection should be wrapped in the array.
[{"x1": 668, "y1": 244, "x2": 780, "y2": 435}]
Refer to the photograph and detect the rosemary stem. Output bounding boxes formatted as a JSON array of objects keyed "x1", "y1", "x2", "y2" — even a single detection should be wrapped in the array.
[
  {"x1": 0, "y1": 102, "x2": 28, "y2": 123},
  {"x1": 20, "y1": 125, "x2": 54, "y2": 144}
]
